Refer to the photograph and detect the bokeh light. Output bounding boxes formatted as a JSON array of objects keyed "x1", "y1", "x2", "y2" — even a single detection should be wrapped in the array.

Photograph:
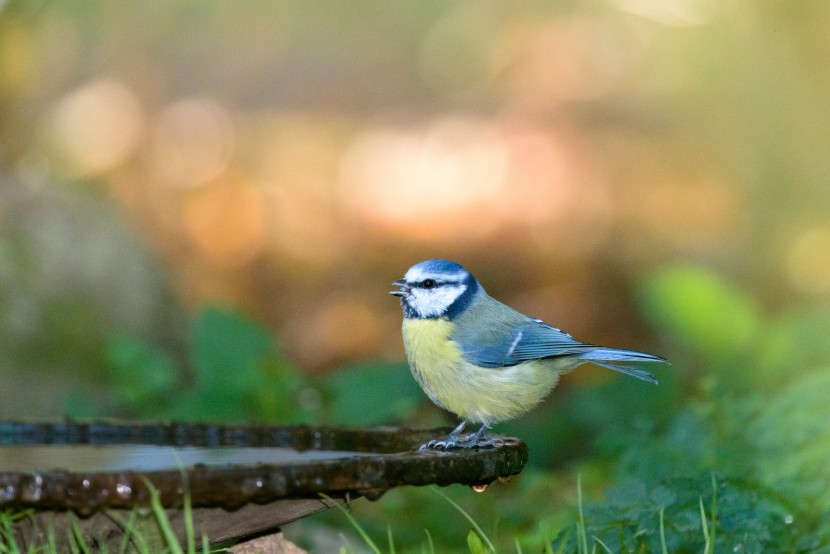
[
  {"x1": 787, "y1": 226, "x2": 830, "y2": 296},
  {"x1": 46, "y1": 80, "x2": 144, "y2": 177},
  {"x1": 342, "y1": 117, "x2": 508, "y2": 239},
  {"x1": 181, "y1": 177, "x2": 266, "y2": 266},
  {"x1": 148, "y1": 98, "x2": 235, "y2": 189},
  {"x1": 1, "y1": 0, "x2": 829, "y2": 378}
]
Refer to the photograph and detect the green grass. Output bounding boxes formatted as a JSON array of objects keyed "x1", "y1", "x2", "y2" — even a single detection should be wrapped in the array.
[
  {"x1": 325, "y1": 486, "x2": 503, "y2": 554},
  {"x1": 0, "y1": 484, "x2": 218, "y2": 554},
  {"x1": 316, "y1": 473, "x2": 808, "y2": 554},
  {"x1": 319, "y1": 474, "x2": 749, "y2": 554}
]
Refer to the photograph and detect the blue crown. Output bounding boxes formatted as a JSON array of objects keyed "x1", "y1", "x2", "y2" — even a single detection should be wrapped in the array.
[{"x1": 412, "y1": 259, "x2": 469, "y2": 275}]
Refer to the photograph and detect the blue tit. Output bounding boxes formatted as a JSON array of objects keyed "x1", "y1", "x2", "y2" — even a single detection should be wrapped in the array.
[{"x1": 390, "y1": 259, "x2": 668, "y2": 449}]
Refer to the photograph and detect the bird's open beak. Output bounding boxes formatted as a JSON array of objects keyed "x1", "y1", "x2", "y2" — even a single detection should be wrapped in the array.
[{"x1": 389, "y1": 279, "x2": 409, "y2": 297}]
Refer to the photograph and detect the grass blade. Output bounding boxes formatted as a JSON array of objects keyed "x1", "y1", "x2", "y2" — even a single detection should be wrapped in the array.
[
  {"x1": 387, "y1": 525, "x2": 396, "y2": 554},
  {"x1": 659, "y1": 507, "x2": 668, "y2": 554},
  {"x1": 320, "y1": 493, "x2": 381, "y2": 554},
  {"x1": 182, "y1": 476, "x2": 195, "y2": 554},
  {"x1": 0, "y1": 511, "x2": 22, "y2": 554},
  {"x1": 106, "y1": 509, "x2": 150, "y2": 553},
  {"x1": 430, "y1": 486, "x2": 496, "y2": 553},
  {"x1": 577, "y1": 474, "x2": 588, "y2": 554},
  {"x1": 2, "y1": 514, "x2": 21, "y2": 554},
  {"x1": 115, "y1": 509, "x2": 138, "y2": 554},
  {"x1": 699, "y1": 497, "x2": 711, "y2": 554},
  {"x1": 424, "y1": 528, "x2": 435, "y2": 554},
  {"x1": 591, "y1": 535, "x2": 612, "y2": 554},
  {"x1": 144, "y1": 479, "x2": 183, "y2": 554},
  {"x1": 69, "y1": 515, "x2": 92, "y2": 554},
  {"x1": 709, "y1": 474, "x2": 718, "y2": 551},
  {"x1": 46, "y1": 517, "x2": 58, "y2": 554}
]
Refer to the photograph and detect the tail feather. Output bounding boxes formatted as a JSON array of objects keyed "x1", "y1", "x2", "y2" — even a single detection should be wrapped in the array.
[{"x1": 575, "y1": 347, "x2": 667, "y2": 384}]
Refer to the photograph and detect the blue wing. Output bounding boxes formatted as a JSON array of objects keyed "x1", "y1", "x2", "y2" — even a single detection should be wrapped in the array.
[{"x1": 459, "y1": 318, "x2": 664, "y2": 384}]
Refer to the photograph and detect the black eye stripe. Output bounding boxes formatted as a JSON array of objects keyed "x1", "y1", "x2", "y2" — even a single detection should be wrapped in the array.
[{"x1": 413, "y1": 278, "x2": 464, "y2": 289}]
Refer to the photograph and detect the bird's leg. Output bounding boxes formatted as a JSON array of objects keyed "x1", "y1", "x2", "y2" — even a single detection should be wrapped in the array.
[
  {"x1": 420, "y1": 420, "x2": 468, "y2": 450},
  {"x1": 469, "y1": 422, "x2": 490, "y2": 445},
  {"x1": 447, "y1": 420, "x2": 467, "y2": 441},
  {"x1": 458, "y1": 420, "x2": 504, "y2": 448}
]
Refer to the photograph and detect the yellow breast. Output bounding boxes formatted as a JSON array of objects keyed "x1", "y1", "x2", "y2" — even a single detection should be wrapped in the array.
[
  {"x1": 401, "y1": 318, "x2": 561, "y2": 424},
  {"x1": 401, "y1": 318, "x2": 464, "y2": 410}
]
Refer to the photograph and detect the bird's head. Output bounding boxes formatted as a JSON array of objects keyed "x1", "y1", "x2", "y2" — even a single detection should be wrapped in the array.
[{"x1": 390, "y1": 259, "x2": 481, "y2": 319}]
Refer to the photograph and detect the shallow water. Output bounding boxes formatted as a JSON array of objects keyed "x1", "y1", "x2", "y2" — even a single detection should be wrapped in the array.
[{"x1": 0, "y1": 445, "x2": 363, "y2": 473}]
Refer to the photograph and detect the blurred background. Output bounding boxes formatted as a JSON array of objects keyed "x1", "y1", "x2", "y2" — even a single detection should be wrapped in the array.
[{"x1": 2, "y1": 1, "x2": 830, "y2": 551}]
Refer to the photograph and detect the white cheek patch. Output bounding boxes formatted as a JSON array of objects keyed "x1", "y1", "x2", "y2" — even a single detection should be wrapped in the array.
[{"x1": 408, "y1": 284, "x2": 466, "y2": 317}]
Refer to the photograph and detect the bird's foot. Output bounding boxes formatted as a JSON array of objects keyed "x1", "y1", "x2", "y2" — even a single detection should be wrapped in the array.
[
  {"x1": 419, "y1": 433, "x2": 504, "y2": 451},
  {"x1": 468, "y1": 435, "x2": 507, "y2": 448}
]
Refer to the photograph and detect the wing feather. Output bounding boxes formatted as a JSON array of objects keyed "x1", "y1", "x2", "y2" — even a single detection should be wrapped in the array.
[{"x1": 458, "y1": 318, "x2": 665, "y2": 383}]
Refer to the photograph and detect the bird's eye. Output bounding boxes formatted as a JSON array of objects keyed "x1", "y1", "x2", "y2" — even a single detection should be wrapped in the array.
[{"x1": 421, "y1": 279, "x2": 437, "y2": 289}]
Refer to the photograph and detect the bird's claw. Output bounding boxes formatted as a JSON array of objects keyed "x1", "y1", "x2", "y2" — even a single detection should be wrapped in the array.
[
  {"x1": 419, "y1": 438, "x2": 453, "y2": 451},
  {"x1": 418, "y1": 434, "x2": 504, "y2": 451}
]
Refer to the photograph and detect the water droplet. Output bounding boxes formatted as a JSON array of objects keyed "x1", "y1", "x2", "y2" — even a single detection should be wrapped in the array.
[
  {"x1": 733, "y1": 543, "x2": 744, "y2": 552},
  {"x1": 116, "y1": 482, "x2": 132, "y2": 499},
  {"x1": 498, "y1": 476, "x2": 512, "y2": 484},
  {"x1": 21, "y1": 474, "x2": 43, "y2": 502},
  {"x1": 268, "y1": 473, "x2": 287, "y2": 495},
  {"x1": 784, "y1": 514, "x2": 794, "y2": 525},
  {"x1": 137, "y1": 506, "x2": 152, "y2": 517},
  {"x1": 471, "y1": 483, "x2": 489, "y2": 493},
  {"x1": 81, "y1": 479, "x2": 91, "y2": 490},
  {"x1": 0, "y1": 484, "x2": 17, "y2": 502},
  {"x1": 241, "y1": 477, "x2": 264, "y2": 495}
]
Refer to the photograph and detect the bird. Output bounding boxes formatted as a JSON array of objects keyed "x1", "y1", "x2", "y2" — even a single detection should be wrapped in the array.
[{"x1": 390, "y1": 259, "x2": 668, "y2": 450}]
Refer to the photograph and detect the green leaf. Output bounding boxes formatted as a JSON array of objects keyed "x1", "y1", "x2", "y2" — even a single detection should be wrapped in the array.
[
  {"x1": 758, "y1": 309, "x2": 830, "y2": 380},
  {"x1": 322, "y1": 361, "x2": 423, "y2": 425},
  {"x1": 467, "y1": 530, "x2": 489, "y2": 554},
  {"x1": 649, "y1": 486, "x2": 677, "y2": 509},
  {"x1": 190, "y1": 304, "x2": 274, "y2": 390},
  {"x1": 181, "y1": 305, "x2": 278, "y2": 421},
  {"x1": 640, "y1": 265, "x2": 759, "y2": 361},
  {"x1": 251, "y1": 358, "x2": 315, "y2": 424},
  {"x1": 747, "y1": 366, "x2": 830, "y2": 511},
  {"x1": 106, "y1": 334, "x2": 178, "y2": 412}
]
